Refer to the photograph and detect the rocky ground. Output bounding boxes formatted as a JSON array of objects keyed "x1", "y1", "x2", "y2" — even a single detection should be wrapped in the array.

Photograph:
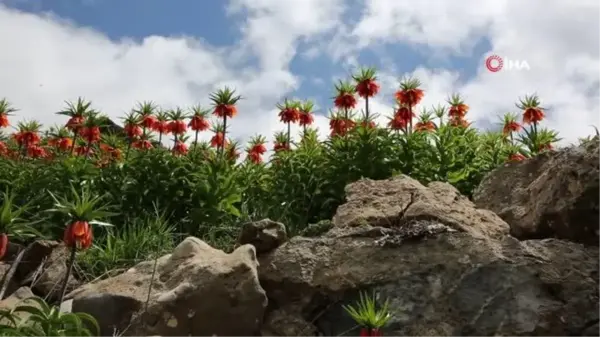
[{"x1": 1, "y1": 140, "x2": 598, "y2": 336}]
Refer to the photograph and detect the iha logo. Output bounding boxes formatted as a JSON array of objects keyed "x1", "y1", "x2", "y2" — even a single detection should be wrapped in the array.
[{"x1": 485, "y1": 55, "x2": 530, "y2": 72}]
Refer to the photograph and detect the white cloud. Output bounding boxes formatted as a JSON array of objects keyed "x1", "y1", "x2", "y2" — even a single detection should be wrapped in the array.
[
  {"x1": 0, "y1": 0, "x2": 597, "y2": 159},
  {"x1": 342, "y1": 0, "x2": 600, "y2": 144},
  {"x1": 0, "y1": 1, "x2": 341, "y2": 154}
]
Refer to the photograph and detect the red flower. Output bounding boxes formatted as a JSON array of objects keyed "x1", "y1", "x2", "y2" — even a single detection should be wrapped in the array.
[
  {"x1": 65, "y1": 116, "x2": 84, "y2": 131},
  {"x1": 247, "y1": 151, "x2": 262, "y2": 164},
  {"x1": 27, "y1": 145, "x2": 47, "y2": 158},
  {"x1": 395, "y1": 77, "x2": 424, "y2": 106},
  {"x1": 395, "y1": 106, "x2": 415, "y2": 122},
  {"x1": 503, "y1": 121, "x2": 521, "y2": 135},
  {"x1": 277, "y1": 99, "x2": 301, "y2": 124},
  {"x1": 360, "y1": 120, "x2": 376, "y2": 129},
  {"x1": 210, "y1": 132, "x2": 226, "y2": 148},
  {"x1": 80, "y1": 126, "x2": 101, "y2": 143},
  {"x1": 388, "y1": 115, "x2": 408, "y2": 131},
  {"x1": 141, "y1": 115, "x2": 158, "y2": 129},
  {"x1": 449, "y1": 117, "x2": 470, "y2": 128},
  {"x1": 213, "y1": 104, "x2": 237, "y2": 118},
  {"x1": 517, "y1": 95, "x2": 546, "y2": 125},
  {"x1": 299, "y1": 111, "x2": 314, "y2": 127},
  {"x1": 508, "y1": 153, "x2": 527, "y2": 162},
  {"x1": 74, "y1": 145, "x2": 93, "y2": 156},
  {"x1": 63, "y1": 221, "x2": 93, "y2": 250},
  {"x1": 168, "y1": 120, "x2": 187, "y2": 135},
  {"x1": 415, "y1": 121, "x2": 435, "y2": 132},
  {"x1": 523, "y1": 108, "x2": 545, "y2": 125},
  {"x1": 370, "y1": 328, "x2": 382, "y2": 336},
  {"x1": 0, "y1": 141, "x2": 7, "y2": 156},
  {"x1": 124, "y1": 124, "x2": 142, "y2": 139},
  {"x1": 273, "y1": 142, "x2": 289, "y2": 152},
  {"x1": 334, "y1": 94, "x2": 357, "y2": 110},
  {"x1": 14, "y1": 131, "x2": 41, "y2": 146},
  {"x1": 356, "y1": 79, "x2": 380, "y2": 98},
  {"x1": 448, "y1": 104, "x2": 469, "y2": 119},
  {"x1": 330, "y1": 117, "x2": 350, "y2": 136},
  {"x1": 0, "y1": 114, "x2": 9, "y2": 128},
  {"x1": 173, "y1": 140, "x2": 188, "y2": 155},
  {"x1": 100, "y1": 144, "x2": 122, "y2": 160},
  {"x1": 334, "y1": 80, "x2": 357, "y2": 110},
  {"x1": 189, "y1": 116, "x2": 210, "y2": 131},
  {"x1": 246, "y1": 137, "x2": 267, "y2": 164},
  {"x1": 57, "y1": 137, "x2": 73, "y2": 151},
  {"x1": 132, "y1": 139, "x2": 153, "y2": 150},
  {"x1": 152, "y1": 120, "x2": 171, "y2": 134},
  {"x1": 0, "y1": 233, "x2": 7, "y2": 260}
]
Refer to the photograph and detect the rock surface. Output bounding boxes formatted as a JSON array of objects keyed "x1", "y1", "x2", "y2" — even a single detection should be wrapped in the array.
[
  {"x1": 238, "y1": 219, "x2": 287, "y2": 255},
  {"x1": 473, "y1": 140, "x2": 599, "y2": 245},
  {"x1": 258, "y1": 176, "x2": 599, "y2": 336},
  {"x1": 68, "y1": 237, "x2": 267, "y2": 336},
  {"x1": 333, "y1": 175, "x2": 510, "y2": 240}
]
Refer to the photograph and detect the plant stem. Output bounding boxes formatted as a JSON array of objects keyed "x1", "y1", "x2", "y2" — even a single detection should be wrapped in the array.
[
  {"x1": 221, "y1": 116, "x2": 227, "y2": 156},
  {"x1": 58, "y1": 246, "x2": 77, "y2": 305},
  {"x1": 144, "y1": 256, "x2": 159, "y2": 313},
  {"x1": 70, "y1": 131, "x2": 78, "y2": 155},
  {"x1": 0, "y1": 243, "x2": 29, "y2": 300}
]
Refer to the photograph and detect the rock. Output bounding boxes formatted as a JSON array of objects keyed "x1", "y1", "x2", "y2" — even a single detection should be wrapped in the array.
[
  {"x1": 23, "y1": 242, "x2": 81, "y2": 301},
  {"x1": 0, "y1": 262, "x2": 18, "y2": 299},
  {"x1": 238, "y1": 219, "x2": 287, "y2": 254},
  {"x1": 258, "y1": 176, "x2": 598, "y2": 336},
  {"x1": 473, "y1": 140, "x2": 599, "y2": 245},
  {"x1": 68, "y1": 237, "x2": 267, "y2": 336},
  {"x1": 259, "y1": 225, "x2": 598, "y2": 336},
  {"x1": 0, "y1": 287, "x2": 40, "y2": 324},
  {"x1": 333, "y1": 175, "x2": 510, "y2": 240},
  {"x1": 0, "y1": 286, "x2": 34, "y2": 310}
]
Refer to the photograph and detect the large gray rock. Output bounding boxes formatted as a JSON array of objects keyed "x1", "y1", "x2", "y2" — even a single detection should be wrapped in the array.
[
  {"x1": 68, "y1": 237, "x2": 268, "y2": 336},
  {"x1": 258, "y1": 176, "x2": 599, "y2": 336},
  {"x1": 473, "y1": 139, "x2": 599, "y2": 245}
]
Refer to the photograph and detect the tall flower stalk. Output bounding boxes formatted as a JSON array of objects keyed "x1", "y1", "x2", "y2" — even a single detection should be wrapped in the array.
[
  {"x1": 47, "y1": 185, "x2": 115, "y2": 305},
  {"x1": 189, "y1": 105, "x2": 210, "y2": 147},
  {"x1": 353, "y1": 67, "x2": 380, "y2": 121},
  {"x1": 210, "y1": 87, "x2": 241, "y2": 155},
  {"x1": 395, "y1": 77, "x2": 424, "y2": 135},
  {"x1": 56, "y1": 98, "x2": 92, "y2": 155},
  {"x1": 276, "y1": 99, "x2": 300, "y2": 147}
]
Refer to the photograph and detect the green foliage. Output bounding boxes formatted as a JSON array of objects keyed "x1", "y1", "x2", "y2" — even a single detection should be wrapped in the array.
[
  {"x1": 0, "y1": 296, "x2": 99, "y2": 336},
  {"x1": 343, "y1": 291, "x2": 392, "y2": 329}
]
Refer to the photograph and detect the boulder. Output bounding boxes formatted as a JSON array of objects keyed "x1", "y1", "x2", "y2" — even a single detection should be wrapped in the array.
[
  {"x1": 258, "y1": 177, "x2": 599, "y2": 336},
  {"x1": 473, "y1": 140, "x2": 599, "y2": 245},
  {"x1": 68, "y1": 237, "x2": 267, "y2": 336},
  {"x1": 333, "y1": 175, "x2": 510, "y2": 240},
  {"x1": 238, "y1": 219, "x2": 287, "y2": 254}
]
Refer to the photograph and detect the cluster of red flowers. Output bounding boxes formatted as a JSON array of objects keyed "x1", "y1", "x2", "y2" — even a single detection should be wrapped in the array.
[
  {"x1": 272, "y1": 99, "x2": 316, "y2": 153},
  {"x1": 504, "y1": 95, "x2": 549, "y2": 162},
  {"x1": 330, "y1": 68, "x2": 380, "y2": 136}
]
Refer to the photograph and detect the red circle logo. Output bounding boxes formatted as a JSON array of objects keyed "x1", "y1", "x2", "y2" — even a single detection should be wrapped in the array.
[{"x1": 485, "y1": 55, "x2": 503, "y2": 72}]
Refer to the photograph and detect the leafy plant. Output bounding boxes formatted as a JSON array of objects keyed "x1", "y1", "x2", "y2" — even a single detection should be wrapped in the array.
[
  {"x1": 343, "y1": 291, "x2": 392, "y2": 335},
  {"x1": 0, "y1": 296, "x2": 100, "y2": 336}
]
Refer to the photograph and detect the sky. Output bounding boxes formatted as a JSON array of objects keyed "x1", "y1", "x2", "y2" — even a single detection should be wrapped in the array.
[{"x1": 0, "y1": 0, "x2": 598, "y2": 151}]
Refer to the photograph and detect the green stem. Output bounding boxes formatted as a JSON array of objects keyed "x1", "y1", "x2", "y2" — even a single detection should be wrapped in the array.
[{"x1": 58, "y1": 246, "x2": 77, "y2": 305}]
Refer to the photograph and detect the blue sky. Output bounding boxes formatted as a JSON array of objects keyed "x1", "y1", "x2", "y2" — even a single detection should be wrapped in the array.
[{"x1": 0, "y1": 0, "x2": 597, "y2": 145}]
